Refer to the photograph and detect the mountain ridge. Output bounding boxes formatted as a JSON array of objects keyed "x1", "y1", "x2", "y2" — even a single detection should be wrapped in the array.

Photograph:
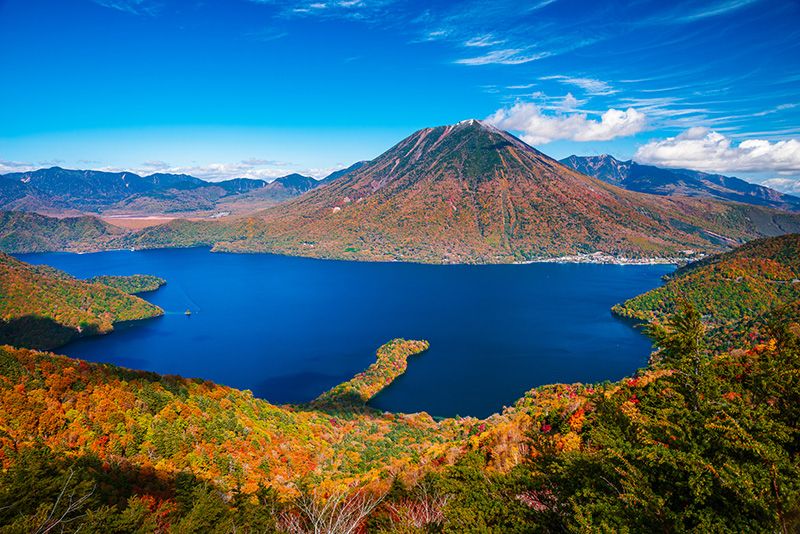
[
  {"x1": 561, "y1": 154, "x2": 800, "y2": 211},
  {"x1": 0, "y1": 166, "x2": 325, "y2": 216}
]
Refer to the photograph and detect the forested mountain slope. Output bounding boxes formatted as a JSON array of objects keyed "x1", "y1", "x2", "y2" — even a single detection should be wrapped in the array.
[
  {"x1": 614, "y1": 233, "x2": 800, "y2": 345},
  {"x1": 0, "y1": 253, "x2": 163, "y2": 349}
]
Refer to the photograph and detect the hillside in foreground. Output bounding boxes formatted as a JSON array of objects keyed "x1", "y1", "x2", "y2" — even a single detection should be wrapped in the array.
[
  {"x1": 613, "y1": 233, "x2": 800, "y2": 346},
  {"x1": 0, "y1": 253, "x2": 163, "y2": 349},
  {"x1": 0, "y1": 236, "x2": 798, "y2": 531}
]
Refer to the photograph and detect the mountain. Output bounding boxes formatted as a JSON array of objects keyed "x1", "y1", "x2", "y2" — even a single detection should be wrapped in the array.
[
  {"x1": 3, "y1": 122, "x2": 800, "y2": 261},
  {"x1": 320, "y1": 160, "x2": 368, "y2": 183},
  {"x1": 143, "y1": 172, "x2": 206, "y2": 189},
  {"x1": 561, "y1": 154, "x2": 800, "y2": 211},
  {"x1": 560, "y1": 154, "x2": 630, "y2": 186},
  {"x1": 221, "y1": 120, "x2": 800, "y2": 262},
  {"x1": 264, "y1": 173, "x2": 319, "y2": 196},
  {"x1": 0, "y1": 167, "x2": 319, "y2": 216},
  {"x1": 0, "y1": 252, "x2": 162, "y2": 349},
  {"x1": 215, "y1": 177, "x2": 268, "y2": 194},
  {"x1": 0, "y1": 211, "x2": 128, "y2": 252},
  {"x1": 0, "y1": 167, "x2": 153, "y2": 212},
  {"x1": 210, "y1": 173, "x2": 320, "y2": 214}
]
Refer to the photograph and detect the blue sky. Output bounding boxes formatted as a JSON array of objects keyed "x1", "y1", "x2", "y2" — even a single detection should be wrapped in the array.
[{"x1": 0, "y1": 0, "x2": 799, "y2": 191}]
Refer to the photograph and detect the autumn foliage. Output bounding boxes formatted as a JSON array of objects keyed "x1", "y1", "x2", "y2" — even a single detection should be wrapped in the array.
[{"x1": 0, "y1": 252, "x2": 163, "y2": 349}]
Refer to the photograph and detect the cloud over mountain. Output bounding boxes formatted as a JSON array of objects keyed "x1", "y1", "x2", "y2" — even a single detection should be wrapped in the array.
[
  {"x1": 486, "y1": 103, "x2": 647, "y2": 144},
  {"x1": 761, "y1": 177, "x2": 800, "y2": 194},
  {"x1": 635, "y1": 128, "x2": 800, "y2": 173}
]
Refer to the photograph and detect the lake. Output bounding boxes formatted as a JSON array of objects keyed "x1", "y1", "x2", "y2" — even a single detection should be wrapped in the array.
[{"x1": 18, "y1": 248, "x2": 673, "y2": 418}]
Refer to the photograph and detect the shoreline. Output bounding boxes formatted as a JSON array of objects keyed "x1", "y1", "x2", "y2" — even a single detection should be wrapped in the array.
[
  {"x1": 515, "y1": 251, "x2": 703, "y2": 266},
  {"x1": 14, "y1": 244, "x2": 702, "y2": 266}
]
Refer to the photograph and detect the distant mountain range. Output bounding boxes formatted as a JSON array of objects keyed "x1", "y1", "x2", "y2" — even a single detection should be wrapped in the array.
[
  {"x1": 4, "y1": 145, "x2": 799, "y2": 222},
  {"x1": 0, "y1": 167, "x2": 344, "y2": 216},
  {"x1": 220, "y1": 119, "x2": 800, "y2": 262},
  {"x1": 561, "y1": 154, "x2": 800, "y2": 211},
  {"x1": 2, "y1": 120, "x2": 800, "y2": 261}
]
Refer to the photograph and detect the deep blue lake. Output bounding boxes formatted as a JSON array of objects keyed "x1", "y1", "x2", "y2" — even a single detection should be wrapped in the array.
[{"x1": 18, "y1": 248, "x2": 673, "y2": 418}]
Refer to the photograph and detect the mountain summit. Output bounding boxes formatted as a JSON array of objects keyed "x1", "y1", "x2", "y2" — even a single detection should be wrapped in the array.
[{"x1": 233, "y1": 121, "x2": 800, "y2": 262}]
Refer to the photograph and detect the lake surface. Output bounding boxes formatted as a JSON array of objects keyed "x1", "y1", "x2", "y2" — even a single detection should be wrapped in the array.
[{"x1": 19, "y1": 248, "x2": 673, "y2": 418}]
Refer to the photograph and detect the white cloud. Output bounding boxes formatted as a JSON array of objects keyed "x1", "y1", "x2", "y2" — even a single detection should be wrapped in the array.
[
  {"x1": 556, "y1": 92, "x2": 585, "y2": 111},
  {"x1": 249, "y1": 0, "x2": 395, "y2": 21},
  {"x1": 676, "y1": 0, "x2": 760, "y2": 22},
  {"x1": 760, "y1": 177, "x2": 800, "y2": 194},
  {"x1": 529, "y1": 0, "x2": 558, "y2": 9},
  {"x1": 455, "y1": 48, "x2": 549, "y2": 65},
  {"x1": 130, "y1": 160, "x2": 309, "y2": 181},
  {"x1": 486, "y1": 103, "x2": 647, "y2": 144},
  {"x1": 635, "y1": 128, "x2": 800, "y2": 173},
  {"x1": 464, "y1": 34, "x2": 504, "y2": 47},
  {"x1": 0, "y1": 159, "x2": 37, "y2": 174},
  {"x1": 419, "y1": 29, "x2": 450, "y2": 41},
  {"x1": 540, "y1": 75, "x2": 616, "y2": 96}
]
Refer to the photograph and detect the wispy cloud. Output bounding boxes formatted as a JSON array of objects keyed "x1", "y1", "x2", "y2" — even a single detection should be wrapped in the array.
[
  {"x1": 455, "y1": 48, "x2": 549, "y2": 66},
  {"x1": 540, "y1": 75, "x2": 616, "y2": 96},
  {"x1": 464, "y1": 34, "x2": 505, "y2": 47},
  {"x1": 247, "y1": 0, "x2": 396, "y2": 21},
  {"x1": 245, "y1": 28, "x2": 289, "y2": 42},
  {"x1": 529, "y1": 0, "x2": 558, "y2": 10},
  {"x1": 413, "y1": 29, "x2": 451, "y2": 42},
  {"x1": 132, "y1": 159, "x2": 304, "y2": 181},
  {"x1": 750, "y1": 103, "x2": 798, "y2": 117},
  {"x1": 0, "y1": 159, "x2": 37, "y2": 174},
  {"x1": 676, "y1": 0, "x2": 762, "y2": 23},
  {"x1": 90, "y1": 0, "x2": 160, "y2": 16}
]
